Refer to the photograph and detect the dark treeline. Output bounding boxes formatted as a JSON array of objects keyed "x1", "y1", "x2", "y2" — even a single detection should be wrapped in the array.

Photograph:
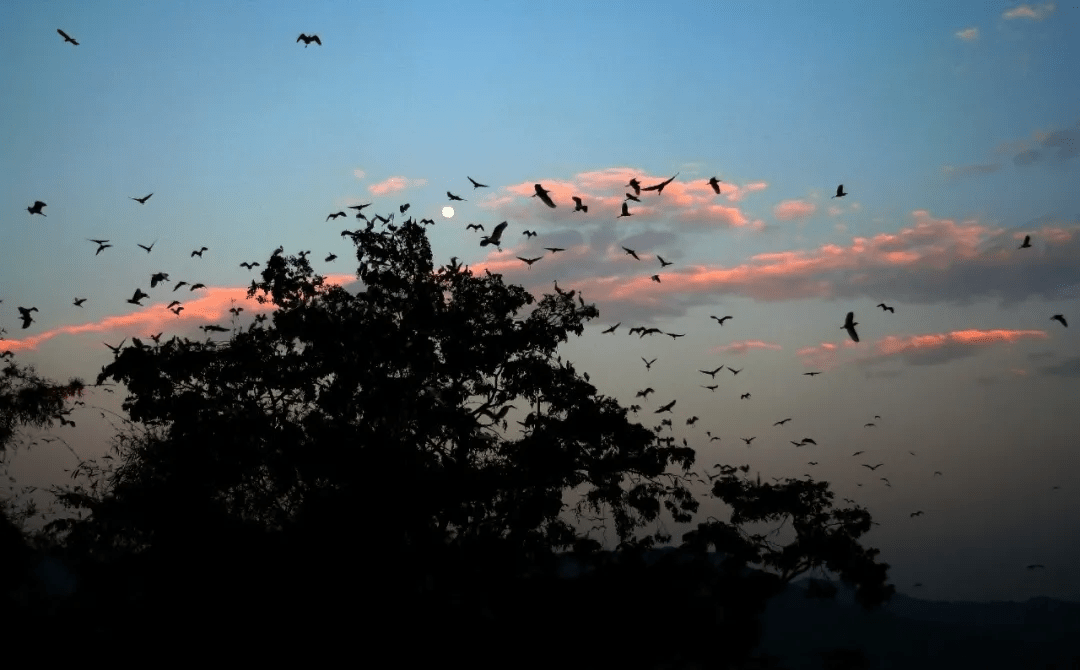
[{"x1": 2, "y1": 217, "x2": 892, "y2": 668}]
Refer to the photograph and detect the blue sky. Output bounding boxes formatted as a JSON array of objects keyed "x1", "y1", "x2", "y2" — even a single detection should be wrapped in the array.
[{"x1": 2, "y1": 1, "x2": 1078, "y2": 604}]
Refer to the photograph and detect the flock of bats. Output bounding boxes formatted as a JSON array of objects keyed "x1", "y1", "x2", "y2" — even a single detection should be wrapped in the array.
[{"x1": 11, "y1": 27, "x2": 1067, "y2": 579}]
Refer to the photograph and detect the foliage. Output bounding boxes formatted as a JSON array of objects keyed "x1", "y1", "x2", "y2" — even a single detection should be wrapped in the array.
[{"x1": 22, "y1": 216, "x2": 893, "y2": 665}]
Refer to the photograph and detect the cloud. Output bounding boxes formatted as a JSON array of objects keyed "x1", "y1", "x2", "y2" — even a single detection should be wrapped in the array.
[
  {"x1": 955, "y1": 27, "x2": 980, "y2": 41},
  {"x1": 1002, "y1": 3, "x2": 1056, "y2": 20},
  {"x1": 369, "y1": 176, "x2": 427, "y2": 195},
  {"x1": 773, "y1": 200, "x2": 817, "y2": 221},
  {"x1": 0, "y1": 274, "x2": 357, "y2": 353},
  {"x1": 353, "y1": 169, "x2": 366, "y2": 180},
  {"x1": 1042, "y1": 357, "x2": 1080, "y2": 377},
  {"x1": 868, "y1": 329, "x2": 1048, "y2": 366},
  {"x1": 942, "y1": 163, "x2": 1001, "y2": 178},
  {"x1": 1013, "y1": 149, "x2": 1041, "y2": 166},
  {"x1": 714, "y1": 340, "x2": 783, "y2": 355},
  {"x1": 479, "y1": 168, "x2": 762, "y2": 230}
]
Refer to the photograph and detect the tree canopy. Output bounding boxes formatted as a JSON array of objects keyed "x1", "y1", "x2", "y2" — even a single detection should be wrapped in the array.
[{"x1": 19, "y1": 216, "x2": 893, "y2": 666}]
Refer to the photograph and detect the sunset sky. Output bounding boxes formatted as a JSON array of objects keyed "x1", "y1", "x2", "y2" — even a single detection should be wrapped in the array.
[{"x1": 2, "y1": 1, "x2": 1078, "y2": 604}]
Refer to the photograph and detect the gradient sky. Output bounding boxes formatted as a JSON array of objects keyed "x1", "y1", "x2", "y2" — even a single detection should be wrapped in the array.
[{"x1": 2, "y1": 1, "x2": 1078, "y2": 604}]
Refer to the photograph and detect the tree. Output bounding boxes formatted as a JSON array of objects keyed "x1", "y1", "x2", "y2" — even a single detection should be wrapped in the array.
[
  {"x1": 0, "y1": 357, "x2": 85, "y2": 623},
  {"x1": 37, "y1": 216, "x2": 892, "y2": 666}
]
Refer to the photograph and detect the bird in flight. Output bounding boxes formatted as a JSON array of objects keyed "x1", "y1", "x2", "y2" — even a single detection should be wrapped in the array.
[
  {"x1": 627, "y1": 178, "x2": 641, "y2": 196},
  {"x1": 150, "y1": 272, "x2": 170, "y2": 288},
  {"x1": 636, "y1": 387, "x2": 655, "y2": 399},
  {"x1": 657, "y1": 255, "x2": 673, "y2": 268},
  {"x1": 1026, "y1": 564, "x2": 1045, "y2": 570},
  {"x1": 240, "y1": 262, "x2": 260, "y2": 269},
  {"x1": 173, "y1": 281, "x2": 188, "y2": 291},
  {"x1": 651, "y1": 275, "x2": 661, "y2": 283},
  {"x1": 655, "y1": 399, "x2": 676, "y2": 413},
  {"x1": 137, "y1": 241, "x2": 156, "y2": 254},
  {"x1": 808, "y1": 462, "x2": 818, "y2": 466},
  {"x1": 325, "y1": 253, "x2": 337, "y2": 262},
  {"x1": 170, "y1": 306, "x2": 184, "y2": 316},
  {"x1": 842, "y1": 311, "x2": 859, "y2": 342},
  {"x1": 572, "y1": 196, "x2": 588, "y2": 213},
  {"x1": 617, "y1": 202, "x2": 632, "y2": 218},
  {"x1": 700, "y1": 366, "x2": 724, "y2": 378},
  {"x1": 831, "y1": 184, "x2": 847, "y2": 199},
  {"x1": 466, "y1": 223, "x2": 484, "y2": 231},
  {"x1": 517, "y1": 256, "x2": 543, "y2": 268},
  {"x1": 740, "y1": 393, "x2": 751, "y2": 400},
  {"x1": 642, "y1": 173, "x2": 678, "y2": 195},
  {"x1": 803, "y1": 371, "x2": 822, "y2": 376},
  {"x1": 711, "y1": 315, "x2": 733, "y2": 326},
  {"x1": 625, "y1": 193, "x2": 641, "y2": 202},
  {"x1": 447, "y1": 191, "x2": 466, "y2": 201},
  {"x1": 89, "y1": 239, "x2": 111, "y2": 255},
  {"x1": 708, "y1": 177, "x2": 722, "y2": 194},
  {"x1": 166, "y1": 301, "x2": 181, "y2": 310},
  {"x1": 543, "y1": 247, "x2": 565, "y2": 253},
  {"x1": 862, "y1": 463, "x2": 885, "y2": 471},
  {"x1": 865, "y1": 423, "x2": 876, "y2": 427},
  {"x1": 103, "y1": 339, "x2": 126, "y2": 355},
  {"x1": 852, "y1": 451, "x2": 865, "y2": 457},
  {"x1": 601, "y1": 323, "x2": 620, "y2": 334},
  {"x1": 189, "y1": 283, "x2": 206, "y2": 291},
  {"x1": 665, "y1": 332, "x2": 684, "y2": 339},
  {"x1": 191, "y1": 247, "x2": 208, "y2": 257},
  {"x1": 880, "y1": 478, "x2": 891, "y2": 487},
  {"x1": 131, "y1": 193, "x2": 153, "y2": 204},
  {"x1": 799, "y1": 438, "x2": 817, "y2": 445},
  {"x1": 642, "y1": 357, "x2": 657, "y2": 370},
  {"x1": 480, "y1": 221, "x2": 508, "y2": 247},
  {"x1": 910, "y1": 511, "x2": 924, "y2": 518},
  {"x1": 741, "y1": 437, "x2": 756, "y2": 445},
  {"x1": 57, "y1": 29, "x2": 79, "y2": 45},
  {"x1": 774, "y1": 418, "x2": 792, "y2": 426},
  {"x1": 127, "y1": 289, "x2": 149, "y2": 306},
  {"x1": 622, "y1": 246, "x2": 640, "y2": 260},
  {"x1": 326, "y1": 212, "x2": 346, "y2": 221},
  {"x1": 27, "y1": 201, "x2": 46, "y2": 216},
  {"x1": 728, "y1": 367, "x2": 742, "y2": 375},
  {"x1": 297, "y1": 34, "x2": 321, "y2": 46},
  {"x1": 349, "y1": 203, "x2": 371, "y2": 211},
  {"x1": 877, "y1": 303, "x2": 895, "y2": 313},
  {"x1": 532, "y1": 184, "x2": 556, "y2": 208},
  {"x1": 791, "y1": 441, "x2": 805, "y2": 447},
  {"x1": 1051, "y1": 314, "x2": 1068, "y2": 327},
  {"x1": 933, "y1": 471, "x2": 943, "y2": 477},
  {"x1": 18, "y1": 306, "x2": 38, "y2": 329},
  {"x1": 522, "y1": 230, "x2": 537, "y2": 238},
  {"x1": 1019, "y1": 235, "x2": 1032, "y2": 249},
  {"x1": 467, "y1": 177, "x2": 488, "y2": 189},
  {"x1": 686, "y1": 416, "x2": 699, "y2": 426},
  {"x1": 399, "y1": 204, "x2": 410, "y2": 214},
  {"x1": 73, "y1": 298, "x2": 87, "y2": 307},
  {"x1": 701, "y1": 385, "x2": 718, "y2": 391}
]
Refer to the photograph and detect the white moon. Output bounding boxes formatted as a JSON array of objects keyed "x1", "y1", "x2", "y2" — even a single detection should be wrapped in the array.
[{"x1": 442, "y1": 206, "x2": 454, "y2": 218}]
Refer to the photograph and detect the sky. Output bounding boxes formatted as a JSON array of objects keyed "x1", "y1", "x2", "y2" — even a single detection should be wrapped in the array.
[{"x1": 1, "y1": 1, "x2": 1078, "y2": 605}]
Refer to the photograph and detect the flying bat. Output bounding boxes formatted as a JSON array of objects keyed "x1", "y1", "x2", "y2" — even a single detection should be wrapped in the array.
[
  {"x1": 842, "y1": 311, "x2": 859, "y2": 343},
  {"x1": 641, "y1": 172, "x2": 678, "y2": 194},
  {"x1": 532, "y1": 183, "x2": 556, "y2": 208}
]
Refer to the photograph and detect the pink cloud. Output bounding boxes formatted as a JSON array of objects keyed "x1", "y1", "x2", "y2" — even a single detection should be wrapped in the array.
[
  {"x1": 773, "y1": 200, "x2": 817, "y2": 221},
  {"x1": 874, "y1": 329, "x2": 1048, "y2": 357},
  {"x1": 1, "y1": 274, "x2": 357, "y2": 353},
  {"x1": 369, "y1": 176, "x2": 426, "y2": 195},
  {"x1": 1003, "y1": 3, "x2": 1055, "y2": 20},
  {"x1": 715, "y1": 340, "x2": 783, "y2": 355}
]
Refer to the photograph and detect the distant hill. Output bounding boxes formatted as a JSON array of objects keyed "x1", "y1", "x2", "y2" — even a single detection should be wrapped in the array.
[{"x1": 554, "y1": 548, "x2": 1080, "y2": 668}]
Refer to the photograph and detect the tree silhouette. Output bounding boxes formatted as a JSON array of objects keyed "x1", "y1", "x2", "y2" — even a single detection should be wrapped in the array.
[{"x1": 30, "y1": 217, "x2": 891, "y2": 665}]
